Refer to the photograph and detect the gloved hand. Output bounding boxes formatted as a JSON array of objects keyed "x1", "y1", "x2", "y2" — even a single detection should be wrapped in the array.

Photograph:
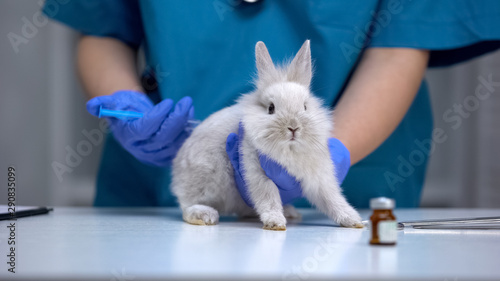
[
  {"x1": 86, "y1": 90, "x2": 194, "y2": 167},
  {"x1": 226, "y1": 123, "x2": 351, "y2": 206}
]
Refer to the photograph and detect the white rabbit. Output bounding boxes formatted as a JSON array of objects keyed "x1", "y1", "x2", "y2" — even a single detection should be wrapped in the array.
[{"x1": 171, "y1": 40, "x2": 363, "y2": 230}]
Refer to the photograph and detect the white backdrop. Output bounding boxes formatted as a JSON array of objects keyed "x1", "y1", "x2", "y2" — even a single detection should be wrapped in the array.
[
  {"x1": 423, "y1": 55, "x2": 500, "y2": 207},
  {"x1": 0, "y1": 0, "x2": 498, "y2": 207}
]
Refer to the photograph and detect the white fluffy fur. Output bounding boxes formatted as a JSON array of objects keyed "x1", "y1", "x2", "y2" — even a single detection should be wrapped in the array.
[{"x1": 171, "y1": 40, "x2": 362, "y2": 230}]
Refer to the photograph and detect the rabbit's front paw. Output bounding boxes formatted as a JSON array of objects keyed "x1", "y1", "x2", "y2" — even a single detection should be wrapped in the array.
[
  {"x1": 261, "y1": 212, "x2": 287, "y2": 231},
  {"x1": 336, "y1": 207, "x2": 364, "y2": 228},
  {"x1": 183, "y1": 204, "x2": 219, "y2": 226},
  {"x1": 283, "y1": 205, "x2": 302, "y2": 221}
]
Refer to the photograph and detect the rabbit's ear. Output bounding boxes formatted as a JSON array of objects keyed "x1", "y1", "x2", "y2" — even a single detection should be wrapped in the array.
[
  {"x1": 287, "y1": 40, "x2": 312, "y2": 86},
  {"x1": 255, "y1": 41, "x2": 278, "y2": 82}
]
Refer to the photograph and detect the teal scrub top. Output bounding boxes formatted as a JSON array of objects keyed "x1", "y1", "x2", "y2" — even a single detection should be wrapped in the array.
[{"x1": 44, "y1": 0, "x2": 500, "y2": 208}]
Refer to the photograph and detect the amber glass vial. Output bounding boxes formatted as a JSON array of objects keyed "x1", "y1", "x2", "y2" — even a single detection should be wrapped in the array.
[{"x1": 369, "y1": 197, "x2": 397, "y2": 245}]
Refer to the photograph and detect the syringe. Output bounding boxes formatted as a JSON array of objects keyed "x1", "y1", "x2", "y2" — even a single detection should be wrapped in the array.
[{"x1": 98, "y1": 106, "x2": 200, "y2": 131}]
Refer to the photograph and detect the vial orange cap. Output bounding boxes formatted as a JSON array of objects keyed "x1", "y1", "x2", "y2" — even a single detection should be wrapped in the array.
[{"x1": 370, "y1": 197, "x2": 395, "y2": 209}]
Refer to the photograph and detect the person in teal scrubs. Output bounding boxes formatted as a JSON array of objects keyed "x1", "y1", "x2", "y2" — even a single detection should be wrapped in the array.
[{"x1": 44, "y1": 0, "x2": 500, "y2": 208}]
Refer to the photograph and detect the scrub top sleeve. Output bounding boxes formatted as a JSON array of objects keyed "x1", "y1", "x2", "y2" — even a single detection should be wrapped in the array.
[
  {"x1": 43, "y1": 0, "x2": 144, "y2": 49},
  {"x1": 367, "y1": 0, "x2": 500, "y2": 67}
]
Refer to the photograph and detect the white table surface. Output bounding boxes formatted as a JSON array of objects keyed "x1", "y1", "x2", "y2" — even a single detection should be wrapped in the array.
[{"x1": 1, "y1": 207, "x2": 499, "y2": 281}]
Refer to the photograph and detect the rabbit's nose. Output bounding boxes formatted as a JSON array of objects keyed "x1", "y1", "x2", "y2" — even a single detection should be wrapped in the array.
[{"x1": 288, "y1": 127, "x2": 299, "y2": 139}]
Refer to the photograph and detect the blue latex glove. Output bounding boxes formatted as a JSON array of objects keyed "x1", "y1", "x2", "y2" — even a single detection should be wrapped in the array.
[
  {"x1": 87, "y1": 90, "x2": 194, "y2": 167},
  {"x1": 226, "y1": 123, "x2": 351, "y2": 206}
]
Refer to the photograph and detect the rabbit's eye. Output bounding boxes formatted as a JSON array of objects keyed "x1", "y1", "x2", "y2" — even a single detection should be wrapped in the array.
[
  {"x1": 304, "y1": 104, "x2": 307, "y2": 111},
  {"x1": 268, "y1": 103, "x2": 275, "y2": 114}
]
